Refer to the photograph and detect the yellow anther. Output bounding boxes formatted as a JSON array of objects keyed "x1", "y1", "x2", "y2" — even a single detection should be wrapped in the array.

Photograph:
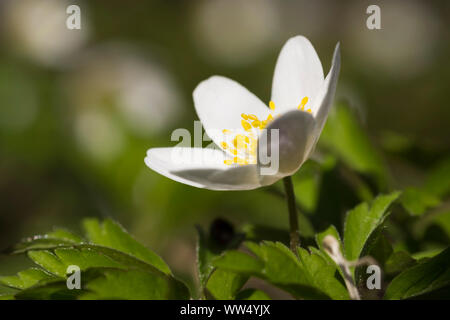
[
  {"x1": 266, "y1": 114, "x2": 273, "y2": 121},
  {"x1": 224, "y1": 159, "x2": 234, "y2": 165},
  {"x1": 252, "y1": 120, "x2": 261, "y2": 128},
  {"x1": 244, "y1": 136, "x2": 250, "y2": 143},
  {"x1": 231, "y1": 149, "x2": 238, "y2": 155},
  {"x1": 260, "y1": 120, "x2": 267, "y2": 129},
  {"x1": 298, "y1": 96, "x2": 309, "y2": 110},
  {"x1": 221, "y1": 142, "x2": 228, "y2": 149},
  {"x1": 241, "y1": 120, "x2": 252, "y2": 131},
  {"x1": 222, "y1": 129, "x2": 230, "y2": 134},
  {"x1": 269, "y1": 101, "x2": 276, "y2": 110},
  {"x1": 241, "y1": 113, "x2": 248, "y2": 120},
  {"x1": 247, "y1": 114, "x2": 258, "y2": 121},
  {"x1": 306, "y1": 109, "x2": 312, "y2": 113}
]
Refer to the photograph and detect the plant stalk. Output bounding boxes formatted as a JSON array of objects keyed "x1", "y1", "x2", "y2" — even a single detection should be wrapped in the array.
[{"x1": 282, "y1": 176, "x2": 300, "y2": 252}]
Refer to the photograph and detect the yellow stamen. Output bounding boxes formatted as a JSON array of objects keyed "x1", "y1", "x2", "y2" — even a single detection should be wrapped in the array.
[
  {"x1": 221, "y1": 142, "x2": 228, "y2": 149},
  {"x1": 252, "y1": 120, "x2": 261, "y2": 128},
  {"x1": 241, "y1": 119, "x2": 252, "y2": 131},
  {"x1": 269, "y1": 101, "x2": 276, "y2": 110},
  {"x1": 247, "y1": 114, "x2": 258, "y2": 121},
  {"x1": 241, "y1": 113, "x2": 248, "y2": 120},
  {"x1": 298, "y1": 96, "x2": 309, "y2": 110}
]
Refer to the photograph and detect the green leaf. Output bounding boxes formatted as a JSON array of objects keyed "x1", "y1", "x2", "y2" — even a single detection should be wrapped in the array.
[
  {"x1": 213, "y1": 251, "x2": 264, "y2": 275},
  {"x1": 15, "y1": 280, "x2": 82, "y2": 300},
  {"x1": 399, "y1": 187, "x2": 440, "y2": 216},
  {"x1": 5, "y1": 237, "x2": 78, "y2": 255},
  {"x1": 316, "y1": 225, "x2": 342, "y2": 253},
  {"x1": 384, "y1": 247, "x2": 450, "y2": 299},
  {"x1": 46, "y1": 229, "x2": 84, "y2": 244},
  {"x1": 236, "y1": 288, "x2": 271, "y2": 300},
  {"x1": 385, "y1": 251, "x2": 416, "y2": 276},
  {"x1": 81, "y1": 268, "x2": 189, "y2": 300},
  {"x1": 297, "y1": 247, "x2": 350, "y2": 300},
  {"x1": 367, "y1": 233, "x2": 394, "y2": 269},
  {"x1": 343, "y1": 192, "x2": 401, "y2": 262},
  {"x1": 214, "y1": 242, "x2": 332, "y2": 299},
  {"x1": 4, "y1": 228, "x2": 83, "y2": 255},
  {"x1": 411, "y1": 248, "x2": 445, "y2": 260},
  {"x1": 320, "y1": 104, "x2": 387, "y2": 183},
  {"x1": 28, "y1": 251, "x2": 67, "y2": 278},
  {"x1": 82, "y1": 218, "x2": 171, "y2": 275},
  {"x1": 196, "y1": 226, "x2": 216, "y2": 289},
  {"x1": 0, "y1": 268, "x2": 56, "y2": 290},
  {"x1": 1, "y1": 218, "x2": 191, "y2": 300},
  {"x1": 206, "y1": 269, "x2": 248, "y2": 300}
]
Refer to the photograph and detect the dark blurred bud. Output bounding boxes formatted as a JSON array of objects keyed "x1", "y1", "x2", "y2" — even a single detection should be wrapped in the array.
[{"x1": 209, "y1": 218, "x2": 235, "y2": 248}]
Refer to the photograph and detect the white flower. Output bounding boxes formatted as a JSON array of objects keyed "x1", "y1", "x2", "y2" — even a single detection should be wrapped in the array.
[{"x1": 145, "y1": 36, "x2": 340, "y2": 190}]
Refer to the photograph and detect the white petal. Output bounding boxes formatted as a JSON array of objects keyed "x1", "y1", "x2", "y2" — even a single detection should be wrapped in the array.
[
  {"x1": 258, "y1": 109, "x2": 316, "y2": 184},
  {"x1": 271, "y1": 36, "x2": 324, "y2": 115},
  {"x1": 311, "y1": 42, "x2": 341, "y2": 147},
  {"x1": 193, "y1": 76, "x2": 270, "y2": 154},
  {"x1": 144, "y1": 147, "x2": 262, "y2": 190}
]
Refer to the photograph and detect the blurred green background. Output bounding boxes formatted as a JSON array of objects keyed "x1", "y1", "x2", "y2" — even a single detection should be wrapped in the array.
[{"x1": 1, "y1": 0, "x2": 449, "y2": 294}]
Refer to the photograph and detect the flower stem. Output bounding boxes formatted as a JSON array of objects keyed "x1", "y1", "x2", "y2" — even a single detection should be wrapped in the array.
[{"x1": 282, "y1": 176, "x2": 300, "y2": 252}]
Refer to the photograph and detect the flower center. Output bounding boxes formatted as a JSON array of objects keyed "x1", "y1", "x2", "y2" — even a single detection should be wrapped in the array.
[{"x1": 221, "y1": 97, "x2": 310, "y2": 165}]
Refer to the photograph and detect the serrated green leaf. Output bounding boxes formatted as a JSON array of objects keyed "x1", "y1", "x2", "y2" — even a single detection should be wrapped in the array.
[
  {"x1": 343, "y1": 192, "x2": 401, "y2": 262},
  {"x1": 5, "y1": 237, "x2": 78, "y2": 255},
  {"x1": 236, "y1": 288, "x2": 271, "y2": 300},
  {"x1": 206, "y1": 269, "x2": 248, "y2": 300},
  {"x1": 0, "y1": 268, "x2": 56, "y2": 290},
  {"x1": 384, "y1": 247, "x2": 450, "y2": 299},
  {"x1": 47, "y1": 229, "x2": 84, "y2": 244},
  {"x1": 297, "y1": 247, "x2": 349, "y2": 300},
  {"x1": 82, "y1": 218, "x2": 171, "y2": 275},
  {"x1": 214, "y1": 242, "x2": 331, "y2": 299},
  {"x1": 28, "y1": 251, "x2": 67, "y2": 277},
  {"x1": 316, "y1": 225, "x2": 342, "y2": 252}
]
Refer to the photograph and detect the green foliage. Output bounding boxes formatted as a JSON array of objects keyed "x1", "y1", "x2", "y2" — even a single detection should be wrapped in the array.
[
  {"x1": 206, "y1": 269, "x2": 248, "y2": 300},
  {"x1": 384, "y1": 247, "x2": 450, "y2": 299},
  {"x1": 1, "y1": 187, "x2": 449, "y2": 300},
  {"x1": 0, "y1": 218, "x2": 189, "y2": 300},
  {"x1": 213, "y1": 241, "x2": 348, "y2": 300},
  {"x1": 82, "y1": 218, "x2": 171, "y2": 275},
  {"x1": 343, "y1": 192, "x2": 401, "y2": 262}
]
